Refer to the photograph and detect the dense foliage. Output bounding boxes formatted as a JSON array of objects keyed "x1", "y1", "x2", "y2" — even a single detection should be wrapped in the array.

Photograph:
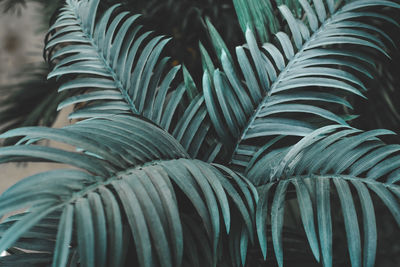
[{"x1": 0, "y1": 0, "x2": 400, "y2": 266}]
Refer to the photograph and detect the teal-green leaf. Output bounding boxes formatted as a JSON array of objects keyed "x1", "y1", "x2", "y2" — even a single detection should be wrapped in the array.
[
  {"x1": 292, "y1": 179, "x2": 320, "y2": 262},
  {"x1": 333, "y1": 179, "x2": 361, "y2": 267},
  {"x1": 256, "y1": 184, "x2": 273, "y2": 259},
  {"x1": 279, "y1": 5, "x2": 302, "y2": 49},
  {"x1": 316, "y1": 178, "x2": 332, "y2": 267},
  {"x1": 88, "y1": 193, "x2": 107, "y2": 267},
  {"x1": 271, "y1": 180, "x2": 289, "y2": 267},
  {"x1": 52, "y1": 204, "x2": 74, "y2": 267},
  {"x1": 75, "y1": 198, "x2": 95, "y2": 267},
  {"x1": 98, "y1": 186, "x2": 125, "y2": 267},
  {"x1": 351, "y1": 180, "x2": 377, "y2": 267},
  {"x1": 112, "y1": 180, "x2": 153, "y2": 267}
]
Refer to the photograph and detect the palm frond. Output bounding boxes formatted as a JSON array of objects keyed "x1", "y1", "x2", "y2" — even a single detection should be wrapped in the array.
[
  {"x1": 0, "y1": 115, "x2": 257, "y2": 267},
  {"x1": 201, "y1": 0, "x2": 400, "y2": 170},
  {"x1": 253, "y1": 125, "x2": 400, "y2": 267},
  {"x1": 45, "y1": 0, "x2": 173, "y2": 119},
  {"x1": 45, "y1": 0, "x2": 220, "y2": 161}
]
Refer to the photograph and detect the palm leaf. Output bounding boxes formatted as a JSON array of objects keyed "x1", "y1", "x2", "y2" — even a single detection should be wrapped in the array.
[
  {"x1": 201, "y1": 0, "x2": 400, "y2": 170},
  {"x1": 253, "y1": 125, "x2": 400, "y2": 267},
  {"x1": 0, "y1": 114, "x2": 256, "y2": 267},
  {"x1": 45, "y1": 0, "x2": 219, "y2": 161}
]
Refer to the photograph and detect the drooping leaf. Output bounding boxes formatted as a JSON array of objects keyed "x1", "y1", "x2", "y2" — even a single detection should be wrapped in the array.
[{"x1": 0, "y1": 115, "x2": 256, "y2": 267}]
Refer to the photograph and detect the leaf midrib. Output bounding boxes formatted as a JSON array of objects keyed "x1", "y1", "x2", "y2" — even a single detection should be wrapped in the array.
[
  {"x1": 231, "y1": 13, "x2": 336, "y2": 162},
  {"x1": 68, "y1": 159, "x2": 175, "y2": 204},
  {"x1": 72, "y1": 5, "x2": 139, "y2": 115}
]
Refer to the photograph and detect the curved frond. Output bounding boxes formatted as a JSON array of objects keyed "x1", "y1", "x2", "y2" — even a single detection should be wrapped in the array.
[
  {"x1": 45, "y1": 0, "x2": 218, "y2": 160},
  {"x1": 253, "y1": 125, "x2": 400, "y2": 267},
  {"x1": 46, "y1": 0, "x2": 174, "y2": 120},
  {"x1": 202, "y1": 0, "x2": 400, "y2": 169},
  {"x1": 0, "y1": 115, "x2": 256, "y2": 267}
]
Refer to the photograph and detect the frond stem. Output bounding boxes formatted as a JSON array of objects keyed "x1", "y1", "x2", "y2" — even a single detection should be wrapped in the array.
[
  {"x1": 71, "y1": 5, "x2": 139, "y2": 115},
  {"x1": 68, "y1": 159, "x2": 175, "y2": 204},
  {"x1": 231, "y1": 13, "x2": 335, "y2": 162}
]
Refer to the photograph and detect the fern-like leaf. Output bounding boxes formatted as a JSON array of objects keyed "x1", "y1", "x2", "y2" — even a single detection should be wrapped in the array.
[
  {"x1": 254, "y1": 125, "x2": 400, "y2": 267},
  {"x1": 45, "y1": 0, "x2": 218, "y2": 160},
  {"x1": 0, "y1": 115, "x2": 257, "y2": 267},
  {"x1": 202, "y1": 0, "x2": 399, "y2": 170}
]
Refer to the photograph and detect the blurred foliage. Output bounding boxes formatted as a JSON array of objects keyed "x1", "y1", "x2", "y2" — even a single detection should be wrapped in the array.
[
  {"x1": 0, "y1": 65, "x2": 68, "y2": 145},
  {"x1": 0, "y1": 0, "x2": 63, "y2": 28}
]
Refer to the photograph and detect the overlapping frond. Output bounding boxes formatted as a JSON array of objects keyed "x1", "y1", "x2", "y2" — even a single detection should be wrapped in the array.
[
  {"x1": 0, "y1": 115, "x2": 257, "y2": 267},
  {"x1": 201, "y1": 0, "x2": 400, "y2": 170},
  {"x1": 46, "y1": 0, "x2": 179, "y2": 121},
  {"x1": 45, "y1": 0, "x2": 219, "y2": 160},
  {"x1": 253, "y1": 125, "x2": 400, "y2": 267}
]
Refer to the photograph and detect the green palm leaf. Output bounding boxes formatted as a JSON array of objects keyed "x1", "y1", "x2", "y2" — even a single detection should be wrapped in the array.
[
  {"x1": 46, "y1": 0, "x2": 174, "y2": 119},
  {"x1": 45, "y1": 0, "x2": 219, "y2": 160},
  {"x1": 254, "y1": 125, "x2": 400, "y2": 267},
  {"x1": 201, "y1": 0, "x2": 399, "y2": 170},
  {"x1": 0, "y1": 115, "x2": 257, "y2": 267}
]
